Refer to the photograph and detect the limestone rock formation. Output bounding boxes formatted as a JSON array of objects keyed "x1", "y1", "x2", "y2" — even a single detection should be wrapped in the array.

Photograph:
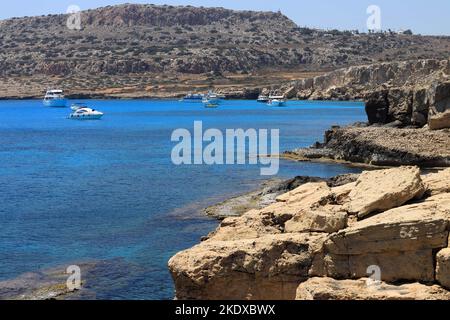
[
  {"x1": 284, "y1": 209, "x2": 347, "y2": 234},
  {"x1": 429, "y1": 110, "x2": 450, "y2": 130},
  {"x1": 289, "y1": 126, "x2": 450, "y2": 167},
  {"x1": 296, "y1": 277, "x2": 450, "y2": 300},
  {"x1": 273, "y1": 59, "x2": 450, "y2": 129},
  {"x1": 436, "y1": 248, "x2": 450, "y2": 290},
  {"x1": 169, "y1": 167, "x2": 450, "y2": 300},
  {"x1": 168, "y1": 233, "x2": 326, "y2": 300},
  {"x1": 422, "y1": 168, "x2": 450, "y2": 195},
  {"x1": 345, "y1": 166, "x2": 425, "y2": 218},
  {"x1": 313, "y1": 193, "x2": 450, "y2": 282}
]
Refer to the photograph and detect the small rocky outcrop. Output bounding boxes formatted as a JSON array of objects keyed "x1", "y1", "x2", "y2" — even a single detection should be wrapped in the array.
[
  {"x1": 296, "y1": 277, "x2": 450, "y2": 300},
  {"x1": 422, "y1": 168, "x2": 450, "y2": 195},
  {"x1": 345, "y1": 166, "x2": 425, "y2": 218},
  {"x1": 169, "y1": 167, "x2": 450, "y2": 300},
  {"x1": 436, "y1": 249, "x2": 450, "y2": 290},
  {"x1": 288, "y1": 126, "x2": 450, "y2": 167}
]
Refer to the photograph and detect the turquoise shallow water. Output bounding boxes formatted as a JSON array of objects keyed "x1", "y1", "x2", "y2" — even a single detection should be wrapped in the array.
[{"x1": 0, "y1": 99, "x2": 366, "y2": 299}]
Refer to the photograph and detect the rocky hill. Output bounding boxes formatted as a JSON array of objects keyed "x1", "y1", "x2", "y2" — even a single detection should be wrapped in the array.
[{"x1": 0, "y1": 3, "x2": 450, "y2": 98}]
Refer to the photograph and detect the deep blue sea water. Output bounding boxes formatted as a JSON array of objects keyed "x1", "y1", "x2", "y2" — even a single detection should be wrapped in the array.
[{"x1": 0, "y1": 99, "x2": 366, "y2": 299}]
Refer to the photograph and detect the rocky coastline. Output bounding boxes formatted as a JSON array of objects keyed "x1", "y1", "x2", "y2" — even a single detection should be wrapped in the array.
[
  {"x1": 286, "y1": 125, "x2": 450, "y2": 167},
  {"x1": 168, "y1": 58, "x2": 450, "y2": 300},
  {"x1": 169, "y1": 166, "x2": 450, "y2": 300}
]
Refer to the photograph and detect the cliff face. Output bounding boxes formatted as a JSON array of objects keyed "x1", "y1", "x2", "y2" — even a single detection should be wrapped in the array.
[
  {"x1": 273, "y1": 59, "x2": 450, "y2": 129},
  {"x1": 169, "y1": 167, "x2": 450, "y2": 300}
]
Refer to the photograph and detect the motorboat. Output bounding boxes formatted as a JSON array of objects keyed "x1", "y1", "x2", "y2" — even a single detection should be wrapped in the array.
[
  {"x1": 204, "y1": 90, "x2": 222, "y2": 104},
  {"x1": 43, "y1": 89, "x2": 68, "y2": 108},
  {"x1": 267, "y1": 99, "x2": 286, "y2": 107},
  {"x1": 181, "y1": 93, "x2": 205, "y2": 102},
  {"x1": 257, "y1": 94, "x2": 269, "y2": 103},
  {"x1": 68, "y1": 107, "x2": 104, "y2": 120},
  {"x1": 202, "y1": 98, "x2": 219, "y2": 108},
  {"x1": 70, "y1": 103, "x2": 88, "y2": 111}
]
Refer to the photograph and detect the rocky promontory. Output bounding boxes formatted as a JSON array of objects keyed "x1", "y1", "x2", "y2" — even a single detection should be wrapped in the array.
[
  {"x1": 169, "y1": 167, "x2": 450, "y2": 300},
  {"x1": 287, "y1": 126, "x2": 450, "y2": 167},
  {"x1": 279, "y1": 58, "x2": 450, "y2": 167}
]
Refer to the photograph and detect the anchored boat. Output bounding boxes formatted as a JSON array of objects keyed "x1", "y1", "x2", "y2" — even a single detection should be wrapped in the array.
[
  {"x1": 257, "y1": 94, "x2": 269, "y2": 103},
  {"x1": 181, "y1": 93, "x2": 205, "y2": 102},
  {"x1": 69, "y1": 107, "x2": 104, "y2": 120},
  {"x1": 43, "y1": 89, "x2": 68, "y2": 108}
]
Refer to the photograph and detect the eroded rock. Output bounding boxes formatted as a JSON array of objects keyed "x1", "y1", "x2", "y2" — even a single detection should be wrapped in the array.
[
  {"x1": 429, "y1": 110, "x2": 450, "y2": 130},
  {"x1": 314, "y1": 193, "x2": 450, "y2": 282},
  {"x1": 168, "y1": 233, "x2": 326, "y2": 300},
  {"x1": 296, "y1": 277, "x2": 450, "y2": 300},
  {"x1": 436, "y1": 248, "x2": 450, "y2": 290},
  {"x1": 345, "y1": 166, "x2": 426, "y2": 218},
  {"x1": 422, "y1": 168, "x2": 450, "y2": 195}
]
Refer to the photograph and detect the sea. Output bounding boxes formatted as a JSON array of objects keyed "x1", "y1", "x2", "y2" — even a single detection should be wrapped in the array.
[{"x1": 0, "y1": 99, "x2": 366, "y2": 299}]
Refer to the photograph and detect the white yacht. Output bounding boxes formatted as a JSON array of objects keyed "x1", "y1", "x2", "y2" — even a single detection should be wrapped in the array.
[
  {"x1": 70, "y1": 103, "x2": 86, "y2": 111},
  {"x1": 204, "y1": 90, "x2": 222, "y2": 104},
  {"x1": 257, "y1": 95, "x2": 269, "y2": 103},
  {"x1": 69, "y1": 107, "x2": 104, "y2": 120},
  {"x1": 267, "y1": 99, "x2": 286, "y2": 107},
  {"x1": 267, "y1": 94, "x2": 286, "y2": 106},
  {"x1": 43, "y1": 90, "x2": 68, "y2": 108},
  {"x1": 181, "y1": 93, "x2": 205, "y2": 102}
]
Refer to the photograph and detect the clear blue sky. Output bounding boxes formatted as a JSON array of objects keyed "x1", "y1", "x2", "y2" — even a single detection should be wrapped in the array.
[{"x1": 1, "y1": 0, "x2": 449, "y2": 35}]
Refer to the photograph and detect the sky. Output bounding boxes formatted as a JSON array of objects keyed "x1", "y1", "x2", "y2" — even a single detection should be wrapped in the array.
[{"x1": 0, "y1": 0, "x2": 449, "y2": 35}]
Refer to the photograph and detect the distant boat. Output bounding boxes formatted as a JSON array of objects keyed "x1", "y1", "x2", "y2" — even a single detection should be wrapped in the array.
[
  {"x1": 203, "y1": 98, "x2": 219, "y2": 108},
  {"x1": 68, "y1": 107, "x2": 104, "y2": 120},
  {"x1": 204, "y1": 102, "x2": 219, "y2": 108},
  {"x1": 204, "y1": 90, "x2": 222, "y2": 104},
  {"x1": 181, "y1": 93, "x2": 205, "y2": 102},
  {"x1": 43, "y1": 89, "x2": 68, "y2": 108},
  {"x1": 257, "y1": 94, "x2": 269, "y2": 103},
  {"x1": 267, "y1": 99, "x2": 286, "y2": 107},
  {"x1": 70, "y1": 103, "x2": 87, "y2": 111}
]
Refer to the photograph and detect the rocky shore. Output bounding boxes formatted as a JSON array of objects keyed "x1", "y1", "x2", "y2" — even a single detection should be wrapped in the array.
[
  {"x1": 169, "y1": 166, "x2": 450, "y2": 300},
  {"x1": 278, "y1": 58, "x2": 450, "y2": 168},
  {"x1": 204, "y1": 175, "x2": 359, "y2": 219},
  {"x1": 286, "y1": 126, "x2": 450, "y2": 167},
  {"x1": 168, "y1": 57, "x2": 450, "y2": 300}
]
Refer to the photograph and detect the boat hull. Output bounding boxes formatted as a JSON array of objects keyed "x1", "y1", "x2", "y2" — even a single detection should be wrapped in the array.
[
  {"x1": 182, "y1": 99, "x2": 203, "y2": 103},
  {"x1": 43, "y1": 98, "x2": 68, "y2": 108},
  {"x1": 69, "y1": 114, "x2": 103, "y2": 120},
  {"x1": 267, "y1": 100, "x2": 286, "y2": 107}
]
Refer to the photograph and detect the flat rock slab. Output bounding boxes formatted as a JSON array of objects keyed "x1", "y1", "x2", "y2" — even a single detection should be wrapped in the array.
[
  {"x1": 346, "y1": 166, "x2": 425, "y2": 218},
  {"x1": 168, "y1": 233, "x2": 326, "y2": 300},
  {"x1": 296, "y1": 277, "x2": 450, "y2": 300},
  {"x1": 326, "y1": 193, "x2": 450, "y2": 255},
  {"x1": 422, "y1": 168, "x2": 450, "y2": 195}
]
